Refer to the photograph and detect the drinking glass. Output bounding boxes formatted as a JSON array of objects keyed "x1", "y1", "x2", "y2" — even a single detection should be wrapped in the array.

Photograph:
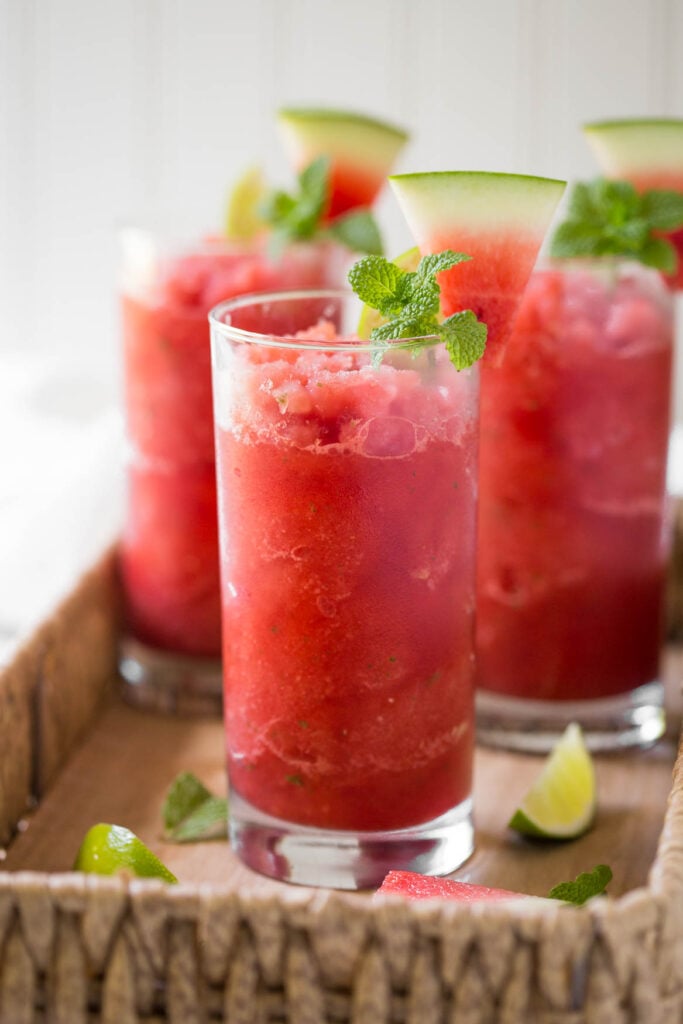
[
  {"x1": 476, "y1": 259, "x2": 673, "y2": 751},
  {"x1": 210, "y1": 289, "x2": 479, "y2": 887},
  {"x1": 119, "y1": 230, "x2": 340, "y2": 714}
]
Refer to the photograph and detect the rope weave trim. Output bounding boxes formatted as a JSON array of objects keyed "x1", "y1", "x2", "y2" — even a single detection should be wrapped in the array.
[{"x1": 0, "y1": 873, "x2": 679, "y2": 1022}]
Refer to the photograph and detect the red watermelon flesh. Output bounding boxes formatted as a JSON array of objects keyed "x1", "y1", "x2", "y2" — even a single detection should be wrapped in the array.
[
  {"x1": 326, "y1": 162, "x2": 385, "y2": 219},
  {"x1": 433, "y1": 229, "x2": 549, "y2": 360},
  {"x1": 377, "y1": 870, "x2": 528, "y2": 902},
  {"x1": 389, "y1": 172, "x2": 566, "y2": 365}
]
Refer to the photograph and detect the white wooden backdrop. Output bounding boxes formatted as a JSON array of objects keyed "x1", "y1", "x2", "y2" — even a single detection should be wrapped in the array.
[{"x1": 1, "y1": 0, "x2": 683, "y2": 398}]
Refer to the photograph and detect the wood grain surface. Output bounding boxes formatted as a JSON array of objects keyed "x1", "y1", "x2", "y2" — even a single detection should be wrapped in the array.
[{"x1": 3, "y1": 693, "x2": 676, "y2": 900}]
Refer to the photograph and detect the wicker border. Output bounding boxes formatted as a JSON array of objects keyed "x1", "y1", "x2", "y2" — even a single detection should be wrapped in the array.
[{"x1": 0, "y1": 551, "x2": 682, "y2": 1022}]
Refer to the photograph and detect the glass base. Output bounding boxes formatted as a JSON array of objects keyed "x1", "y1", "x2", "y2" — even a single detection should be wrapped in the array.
[
  {"x1": 476, "y1": 681, "x2": 665, "y2": 753},
  {"x1": 118, "y1": 637, "x2": 222, "y2": 716},
  {"x1": 229, "y1": 791, "x2": 474, "y2": 890}
]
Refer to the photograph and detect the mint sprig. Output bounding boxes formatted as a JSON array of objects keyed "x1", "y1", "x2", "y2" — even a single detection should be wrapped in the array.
[
  {"x1": 327, "y1": 209, "x2": 383, "y2": 256},
  {"x1": 261, "y1": 155, "x2": 383, "y2": 256},
  {"x1": 548, "y1": 864, "x2": 612, "y2": 905},
  {"x1": 550, "y1": 178, "x2": 683, "y2": 273},
  {"x1": 162, "y1": 771, "x2": 228, "y2": 843},
  {"x1": 261, "y1": 155, "x2": 329, "y2": 252},
  {"x1": 348, "y1": 251, "x2": 487, "y2": 370}
]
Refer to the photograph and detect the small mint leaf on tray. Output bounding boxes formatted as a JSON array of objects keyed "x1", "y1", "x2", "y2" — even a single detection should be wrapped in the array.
[
  {"x1": 548, "y1": 864, "x2": 612, "y2": 905},
  {"x1": 162, "y1": 771, "x2": 228, "y2": 843}
]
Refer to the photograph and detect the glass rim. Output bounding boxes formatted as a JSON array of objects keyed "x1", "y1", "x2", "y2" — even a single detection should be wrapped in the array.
[{"x1": 208, "y1": 288, "x2": 442, "y2": 353}]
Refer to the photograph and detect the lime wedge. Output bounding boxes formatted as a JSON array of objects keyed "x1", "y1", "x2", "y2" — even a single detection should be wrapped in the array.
[
  {"x1": 224, "y1": 165, "x2": 267, "y2": 242},
  {"x1": 74, "y1": 823, "x2": 177, "y2": 883},
  {"x1": 508, "y1": 723, "x2": 596, "y2": 839},
  {"x1": 357, "y1": 246, "x2": 421, "y2": 338}
]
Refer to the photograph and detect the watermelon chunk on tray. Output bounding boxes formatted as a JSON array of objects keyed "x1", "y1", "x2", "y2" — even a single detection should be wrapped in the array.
[{"x1": 376, "y1": 870, "x2": 529, "y2": 903}]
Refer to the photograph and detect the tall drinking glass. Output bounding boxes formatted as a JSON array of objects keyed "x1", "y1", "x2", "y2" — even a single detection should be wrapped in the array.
[
  {"x1": 118, "y1": 232, "x2": 340, "y2": 714},
  {"x1": 476, "y1": 259, "x2": 673, "y2": 751},
  {"x1": 210, "y1": 290, "x2": 478, "y2": 888}
]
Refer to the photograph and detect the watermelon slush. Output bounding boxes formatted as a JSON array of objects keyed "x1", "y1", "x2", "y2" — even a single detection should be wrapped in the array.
[
  {"x1": 477, "y1": 260, "x2": 672, "y2": 711},
  {"x1": 211, "y1": 293, "x2": 478, "y2": 846},
  {"x1": 120, "y1": 239, "x2": 338, "y2": 659}
]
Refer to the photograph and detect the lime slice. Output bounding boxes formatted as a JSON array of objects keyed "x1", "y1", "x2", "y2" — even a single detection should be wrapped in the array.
[
  {"x1": 508, "y1": 723, "x2": 596, "y2": 839},
  {"x1": 357, "y1": 246, "x2": 421, "y2": 338},
  {"x1": 224, "y1": 165, "x2": 267, "y2": 242},
  {"x1": 74, "y1": 823, "x2": 177, "y2": 883}
]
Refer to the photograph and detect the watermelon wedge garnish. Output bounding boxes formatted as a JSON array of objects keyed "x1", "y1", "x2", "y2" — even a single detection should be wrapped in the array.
[
  {"x1": 584, "y1": 118, "x2": 683, "y2": 288},
  {"x1": 277, "y1": 108, "x2": 408, "y2": 220},
  {"x1": 389, "y1": 171, "x2": 566, "y2": 364},
  {"x1": 377, "y1": 870, "x2": 529, "y2": 902}
]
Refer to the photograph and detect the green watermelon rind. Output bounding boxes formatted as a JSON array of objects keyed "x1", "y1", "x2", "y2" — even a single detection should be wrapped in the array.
[
  {"x1": 586, "y1": 118, "x2": 683, "y2": 130},
  {"x1": 583, "y1": 118, "x2": 683, "y2": 177},
  {"x1": 277, "y1": 107, "x2": 408, "y2": 171},
  {"x1": 389, "y1": 171, "x2": 566, "y2": 235}
]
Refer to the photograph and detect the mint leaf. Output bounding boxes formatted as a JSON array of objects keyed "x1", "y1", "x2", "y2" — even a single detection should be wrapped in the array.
[
  {"x1": 162, "y1": 772, "x2": 228, "y2": 843},
  {"x1": 328, "y1": 209, "x2": 383, "y2": 255},
  {"x1": 416, "y1": 251, "x2": 471, "y2": 279},
  {"x1": 299, "y1": 155, "x2": 329, "y2": 205},
  {"x1": 640, "y1": 190, "x2": 683, "y2": 231},
  {"x1": 442, "y1": 310, "x2": 487, "y2": 370},
  {"x1": 348, "y1": 256, "x2": 406, "y2": 315},
  {"x1": 261, "y1": 155, "x2": 330, "y2": 252},
  {"x1": 568, "y1": 180, "x2": 602, "y2": 221},
  {"x1": 371, "y1": 311, "x2": 437, "y2": 343},
  {"x1": 261, "y1": 189, "x2": 296, "y2": 224},
  {"x1": 262, "y1": 156, "x2": 383, "y2": 255},
  {"x1": 403, "y1": 276, "x2": 441, "y2": 319},
  {"x1": 551, "y1": 221, "x2": 607, "y2": 259},
  {"x1": 548, "y1": 864, "x2": 612, "y2": 905},
  {"x1": 550, "y1": 177, "x2": 683, "y2": 272},
  {"x1": 348, "y1": 249, "x2": 487, "y2": 370},
  {"x1": 641, "y1": 236, "x2": 678, "y2": 274}
]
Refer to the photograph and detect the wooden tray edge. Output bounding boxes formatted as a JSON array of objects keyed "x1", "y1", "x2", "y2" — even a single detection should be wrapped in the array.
[
  {"x1": 0, "y1": 547, "x2": 681, "y2": 1019},
  {"x1": 0, "y1": 545, "x2": 121, "y2": 844}
]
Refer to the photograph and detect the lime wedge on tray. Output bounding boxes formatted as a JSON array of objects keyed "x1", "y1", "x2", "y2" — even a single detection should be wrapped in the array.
[
  {"x1": 74, "y1": 823, "x2": 177, "y2": 883},
  {"x1": 508, "y1": 723, "x2": 596, "y2": 839}
]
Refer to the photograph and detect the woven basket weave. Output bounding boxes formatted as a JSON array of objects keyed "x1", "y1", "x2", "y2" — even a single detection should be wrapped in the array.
[{"x1": 0, "y1": 548, "x2": 682, "y2": 1023}]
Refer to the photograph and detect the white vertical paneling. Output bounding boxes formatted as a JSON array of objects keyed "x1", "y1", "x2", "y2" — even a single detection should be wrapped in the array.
[
  {"x1": 1, "y1": 0, "x2": 683, "y2": 403},
  {"x1": 268, "y1": 0, "x2": 411, "y2": 219},
  {"x1": 270, "y1": 0, "x2": 404, "y2": 116},
  {"x1": 374, "y1": 0, "x2": 526, "y2": 252},
  {"x1": 648, "y1": 0, "x2": 677, "y2": 113},
  {"x1": 28, "y1": 0, "x2": 158, "y2": 384},
  {"x1": 403, "y1": 0, "x2": 524, "y2": 172},
  {"x1": 0, "y1": 1, "x2": 39, "y2": 362},
  {"x1": 146, "y1": 0, "x2": 278, "y2": 230},
  {"x1": 527, "y1": 0, "x2": 675, "y2": 183},
  {"x1": 669, "y1": 0, "x2": 683, "y2": 113}
]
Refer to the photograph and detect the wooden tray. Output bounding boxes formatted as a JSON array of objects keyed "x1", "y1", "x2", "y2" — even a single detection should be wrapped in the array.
[{"x1": 1, "y1": 547, "x2": 682, "y2": 1022}]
